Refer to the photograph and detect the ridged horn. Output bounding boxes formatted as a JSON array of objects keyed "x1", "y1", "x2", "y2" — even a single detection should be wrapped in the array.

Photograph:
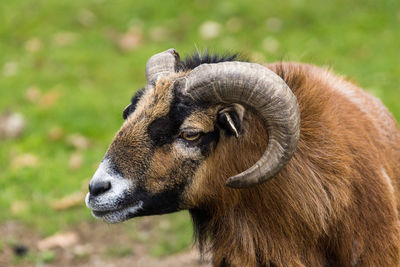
[
  {"x1": 180, "y1": 61, "x2": 300, "y2": 188},
  {"x1": 145, "y1": 48, "x2": 180, "y2": 83}
]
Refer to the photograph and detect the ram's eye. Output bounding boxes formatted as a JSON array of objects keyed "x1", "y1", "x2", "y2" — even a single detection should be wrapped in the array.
[{"x1": 182, "y1": 132, "x2": 201, "y2": 141}]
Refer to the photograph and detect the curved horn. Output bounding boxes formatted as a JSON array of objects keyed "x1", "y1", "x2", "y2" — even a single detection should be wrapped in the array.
[
  {"x1": 145, "y1": 48, "x2": 180, "y2": 83},
  {"x1": 180, "y1": 61, "x2": 300, "y2": 188}
]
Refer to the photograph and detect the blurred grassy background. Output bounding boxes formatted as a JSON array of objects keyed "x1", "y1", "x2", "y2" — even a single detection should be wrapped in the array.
[{"x1": 0, "y1": 0, "x2": 399, "y2": 259}]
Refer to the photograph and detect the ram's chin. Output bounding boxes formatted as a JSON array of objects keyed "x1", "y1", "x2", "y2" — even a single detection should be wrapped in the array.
[{"x1": 91, "y1": 201, "x2": 144, "y2": 224}]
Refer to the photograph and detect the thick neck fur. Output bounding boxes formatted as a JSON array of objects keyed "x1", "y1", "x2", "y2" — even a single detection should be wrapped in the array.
[
  {"x1": 190, "y1": 111, "x2": 334, "y2": 266},
  {"x1": 188, "y1": 63, "x2": 400, "y2": 266}
]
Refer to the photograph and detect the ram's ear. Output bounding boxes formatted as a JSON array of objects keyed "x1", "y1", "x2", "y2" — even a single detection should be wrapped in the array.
[{"x1": 217, "y1": 104, "x2": 245, "y2": 138}]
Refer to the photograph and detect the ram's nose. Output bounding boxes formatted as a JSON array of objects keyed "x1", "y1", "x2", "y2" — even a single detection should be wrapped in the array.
[{"x1": 89, "y1": 180, "x2": 111, "y2": 196}]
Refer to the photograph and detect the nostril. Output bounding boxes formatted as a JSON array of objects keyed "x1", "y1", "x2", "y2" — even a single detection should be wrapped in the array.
[{"x1": 89, "y1": 180, "x2": 112, "y2": 196}]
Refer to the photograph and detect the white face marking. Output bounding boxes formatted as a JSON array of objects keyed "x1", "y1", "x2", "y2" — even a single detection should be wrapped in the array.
[
  {"x1": 173, "y1": 139, "x2": 202, "y2": 159},
  {"x1": 91, "y1": 201, "x2": 144, "y2": 224},
  {"x1": 86, "y1": 159, "x2": 141, "y2": 222}
]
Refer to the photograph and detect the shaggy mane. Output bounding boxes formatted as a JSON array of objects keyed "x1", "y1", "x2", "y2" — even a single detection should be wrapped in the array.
[{"x1": 177, "y1": 51, "x2": 243, "y2": 71}]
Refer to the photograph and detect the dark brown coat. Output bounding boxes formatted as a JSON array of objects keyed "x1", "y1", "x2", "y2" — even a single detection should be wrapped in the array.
[
  {"x1": 185, "y1": 63, "x2": 400, "y2": 266},
  {"x1": 92, "y1": 60, "x2": 400, "y2": 266}
]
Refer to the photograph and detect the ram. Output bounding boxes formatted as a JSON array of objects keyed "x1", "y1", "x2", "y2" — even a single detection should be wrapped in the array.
[{"x1": 85, "y1": 49, "x2": 400, "y2": 266}]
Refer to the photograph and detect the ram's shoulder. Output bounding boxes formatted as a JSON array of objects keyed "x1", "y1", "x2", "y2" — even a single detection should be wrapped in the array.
[{"x1": 265, "y1": 62, "x2": 332, "y2": 94}]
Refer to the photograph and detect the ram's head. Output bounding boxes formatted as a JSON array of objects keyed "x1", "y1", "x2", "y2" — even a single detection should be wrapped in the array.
[{"x1": 85, "y1": 49, "x2": 300, "y2": 223}]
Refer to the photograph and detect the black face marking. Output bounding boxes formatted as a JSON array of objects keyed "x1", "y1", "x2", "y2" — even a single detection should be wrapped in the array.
[
  {"x1": 199, "y1": 129, "x2": 219, "y2": 155},
  {"x1": 128, "y1": 185, "x2": 183, "y2": 216},
  {"x1": 147, "y1": 89, "x2": 198, "y2": 147},
  {"x1": 123, "y1": 87, "x2": 145, "y2": 120},
  {"x1": 142, "y1": 190, "x2": 181, "y2": 215},
  {"x1": 123, "y1": 159, "x2": 200, "y2": 218},
  {"x1": 148, "y1": 116, "x2": 178, "y2": 147},
  {"x1": 147, "y1": 86, "x2": 221, "y2": 157}
]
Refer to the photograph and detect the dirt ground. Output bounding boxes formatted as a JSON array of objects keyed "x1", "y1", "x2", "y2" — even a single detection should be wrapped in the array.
[{"x1": 0, "y1": 220, "x2": 211, "y2": 267}]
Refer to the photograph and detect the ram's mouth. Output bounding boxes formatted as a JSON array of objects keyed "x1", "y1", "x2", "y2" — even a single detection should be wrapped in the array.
[{"x1": 90, "y1": 201, "x2": 144, "y2": 223}]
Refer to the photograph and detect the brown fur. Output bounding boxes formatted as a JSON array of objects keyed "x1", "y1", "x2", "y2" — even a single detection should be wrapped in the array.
[
  {"x1": 183, "y1": 63, "x2": 400, "y2": 266},
  {"x1": 107, "y1": 62, "x2": 400, "y2": 266}
]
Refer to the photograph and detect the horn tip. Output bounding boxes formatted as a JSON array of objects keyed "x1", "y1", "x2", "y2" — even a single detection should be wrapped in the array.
[
  {"x1": 167, "y1": 48, "x2": 180, "y2": 59},
  {"x1": 225, "y1": 176, "x2": 251, "y2": 189}
]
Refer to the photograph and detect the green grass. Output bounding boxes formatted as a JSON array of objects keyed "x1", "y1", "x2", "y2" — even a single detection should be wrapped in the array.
[{"x1": 1, "y1": 0, "x2": 399, "y2": 255}]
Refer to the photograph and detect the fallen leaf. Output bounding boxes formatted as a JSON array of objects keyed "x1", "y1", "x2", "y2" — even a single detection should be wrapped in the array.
[
  {"x1": 37, "y1": 232, "x2": 79, "y2": 251},
  {"x1": 77, "y1": 9, "x2": 96, "y2": 27},
  {"x1": 52, "y1": 192, "x2": 85, "y2": 211},
  {"x1": 39, "y1": 90, "x2": 60, "y2": 108},
  {"x1": 47, "y1": 126, "x2": 64, "y2": 141},
  {"x1": 10, "y1": 201, "x2": 28, "y2": 215},
  {"x1": 24, "y1": 38, "x2": 42, "y2": 53},
  {"x1": 25, "y1": 86, "x2": 41, "y2": 103},
  {"x1": 0, "y1": 112, "x2": 25, "y2": 139},
  {"x1": 199, "y1": 21, "x2": 221, "y2": 40},
  {"x1": 72, "y1": 244, "x2": 93, "y2": 258},
  {"x1": 118, "y1": 26, "x2": 143, "y2": 51},
  {"x1": 2, "y1": 61, "x2": 18, "y2": 76},
  {"x1": 66, "y1": 133, "x2": 90, "y2": 150},
  {"x1": 11, "y1": 153, "x2": 39, "y2": 169},
  {"x1": 52, "y1": 32, "x2": 77, "y2": 47},
  {"x1": 158, "y1": 219, "x2": 171, "y2": 230},
  {"x1": 69, "y1": 152, "x2": 83, "y2": 170}
]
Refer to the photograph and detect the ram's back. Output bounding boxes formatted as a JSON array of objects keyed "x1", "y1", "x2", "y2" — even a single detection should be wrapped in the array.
[{"x1": 267, "y1": 62, "x2": 400, "y2": 212}]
